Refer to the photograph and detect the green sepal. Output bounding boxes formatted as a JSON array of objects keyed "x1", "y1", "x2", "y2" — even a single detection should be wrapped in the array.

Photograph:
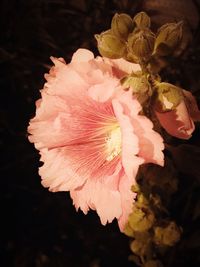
[{"x1": 153, "y1": 82, "x2": 183, "y2": 112}]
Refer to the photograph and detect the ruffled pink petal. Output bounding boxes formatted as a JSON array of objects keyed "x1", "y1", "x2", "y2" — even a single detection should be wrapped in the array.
[
  {"x1": 155, "y1": 101, "x2": 195, "y2": 139},
  {"x1": 134, "y1": 116, "x2": 164, "y2": 166},
  {"x1": 115, "y1": 91, "x2": 164, "y2": 166},
  {"x1": 71, "y1": 48, "x2": 94, "y2": 63},
  {"x1": 43, "y1": 57, "x2": 89, "y2": 97},
  {"x1": 70, "y1": 162, "x2": 123, "y2": 224},
  {"x1": 28, "y1": 93, "x2": 76, "y2": 149},
  {"x1": 118, "y1": 173, "x2": 136, "y2": 231},
  {"x1": 88, "y1": 78, "x2": 119, "y2": 102},
  {"x1": 112, "y1": 96, "x2": 144, "y2": 181},
  {"x1": 39, "y1": 148, "x2": 88, "y2": 192},
  {"x1": 103, "y1": 58, "x2": 141, "y2": 78},
  {"x1": 183, "y1": 90, "x2": 200, "y2": 121}
]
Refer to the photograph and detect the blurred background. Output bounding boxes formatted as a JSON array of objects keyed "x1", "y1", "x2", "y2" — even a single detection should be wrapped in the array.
[{"x1": 1, "y1": 0, "x2": 200, "y2": 266}]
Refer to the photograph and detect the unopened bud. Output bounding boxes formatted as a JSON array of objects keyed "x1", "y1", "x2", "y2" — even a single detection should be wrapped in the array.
[
  {"x1": 133, "y1": 11, "x2": 151, "y2": 29},
  {"x1": 127, "y1": 29, "x2": 155, "y2": 62},
  {"x1": 154, "y1": 222, "x2": 181, "y2": 246},
  {"x1": 154, "y1": 22, "x2": 183, "y2": 56},
  {"x1": 95, "y1": 30, "x2": 126, "y2": 59},
  {"x1": 130, "y1": 240, "x2": 144, "y2": 255},
  {"x1": 111, "y1": 13, "x2": 134, "y2": 39},
  {"x1": 153, "y1": 82, "x2": 183, "y2": 112},
  {"x1": 129, "y1": 206, "x2": 155, "y2": 232}
]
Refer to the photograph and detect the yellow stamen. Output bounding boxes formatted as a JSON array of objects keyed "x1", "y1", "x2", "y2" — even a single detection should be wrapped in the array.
[{"x1": 105, "y1": 123, "x2": 122, "y2": 161}]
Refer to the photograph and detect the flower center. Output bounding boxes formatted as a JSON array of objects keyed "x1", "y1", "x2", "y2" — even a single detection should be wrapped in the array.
[{"x1": 105, "y1": 124, "x2": 122, "y2": 161}]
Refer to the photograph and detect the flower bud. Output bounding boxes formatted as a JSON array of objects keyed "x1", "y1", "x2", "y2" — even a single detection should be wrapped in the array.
[
  {"x1": 154, "y1": 22, "x2": 183, "y2": 56},
  {"x1": 130, "y1": 239, "x2": 147, "y2": 255},
  {"x1": 153, "y1": 82, "x2": 183, "y2": 112},
  {"x1": 127, "y1": 29, "x2": 155, "y2": 62},
  {"x1": 95, "y1": 30, "x2": 126, "y2": 59},
  {"x1": 111, "y1": 13, "x2": 134, "y2": 39},
  {"x1": 154, "y1": 88, "x2": 200, "y2": 139},
  {"x1": 129, "y1": 206, "x2": 155, "y2": 232},
  {"x1": 154, "y1": 222, "x2": 181, "y2": 246},
  {"x1": 133, "y1": 11, "x2": 151, "y2": 29}
]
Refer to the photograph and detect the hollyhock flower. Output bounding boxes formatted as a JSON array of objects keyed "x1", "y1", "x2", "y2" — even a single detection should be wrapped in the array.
[
  {"x1": 155, "y1": 90, "x2": 200, "y2": 139},
  {"x1": 28, "y1": 48, "x2": 164, "y2": 231}
]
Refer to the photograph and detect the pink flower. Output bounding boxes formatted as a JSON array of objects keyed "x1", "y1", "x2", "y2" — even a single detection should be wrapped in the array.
[
  {"x1": 28, "y1": 49, "x2": 164, "y2": 231},
  {"x1": 155, "y1": 90, "x2": 200, "y2": 139}
]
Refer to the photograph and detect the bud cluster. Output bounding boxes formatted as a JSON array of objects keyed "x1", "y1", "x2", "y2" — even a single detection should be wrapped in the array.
[
  {"x1": 124, "y1": 159, "x2": 181, "y2": 266},
  {"x1": 95, "y1": 12, "x2": 183, "y2": 65}
]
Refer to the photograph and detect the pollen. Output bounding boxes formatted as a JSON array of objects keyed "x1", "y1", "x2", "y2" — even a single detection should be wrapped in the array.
[{"x1": 105, "y1": 124, "x2": 122, "y2": 161}]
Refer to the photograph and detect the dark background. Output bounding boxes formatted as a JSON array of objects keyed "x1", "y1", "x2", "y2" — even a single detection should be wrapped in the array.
[{"x1": 1, "y1": 1, "x2": 200, "y2": 267}]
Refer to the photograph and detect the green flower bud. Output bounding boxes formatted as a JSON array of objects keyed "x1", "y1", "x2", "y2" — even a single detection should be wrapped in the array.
[
  {"x1": 153, "y1": 82, "x2": 183, "y2": 112},
  {"x1": 133, "y1": 11, "x2": 151, "y2": 29},
  {"x1": 130, "y1": 240, "x2": 144, "y2": 255},
  {"x1": 154, "y1": 222, "x2": 181, "y2": 247},
  {"x1": 123, "y1": 222, "x2": 134, "y2": 237},
  {"x1": 95, "y1": 30, "x2": 126, "y2": 59},
  {"x1": 154, "y1": 22, "x2": 183, "y2": 56},
  {"x1": 111, "y1": 13, "x2": 134, "y2": 39},
  {"x1": 127, "y1": 29, "x2": 155, "y2": 62},
  {"x1": 129, "y1": 206, "x2": 155, "y2": 232}
]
